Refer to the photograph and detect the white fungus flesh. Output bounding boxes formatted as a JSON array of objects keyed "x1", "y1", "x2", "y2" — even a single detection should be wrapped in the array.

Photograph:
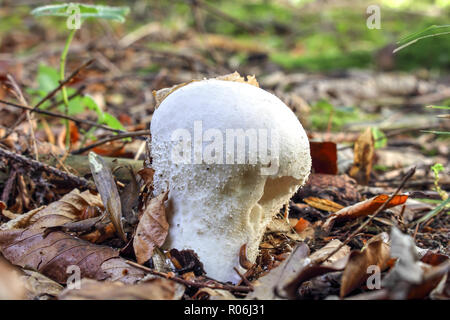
[{"x1": 150, "y1": 79, "x2": 311, "y2": 283}]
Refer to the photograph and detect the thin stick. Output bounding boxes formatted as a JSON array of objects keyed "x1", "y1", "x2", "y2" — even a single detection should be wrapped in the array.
[
  {"x1": 233, "y1": 267, "x2": 254, "y2": 289},
  {"x1": 70, "y1": 130, "x2": 150, "y2": 155},
  {"x1": 3, "y1": 59, "x2": 94, "y2": 139},
  {"x1": 0, "y1": 147, "x2": 94, "y2": 190},
  {"x1": 316, "y1": 166, "x2": 416, "y2": 265},
  {"x1": 0, "y1": 99, "x2": 124, "y2": 134},
  {"x1": 4, "y1": 74, "x2": 39, "y2": 161},
  {"x1": 126, "y1": 260, "x2": 252, "y2": 293}
]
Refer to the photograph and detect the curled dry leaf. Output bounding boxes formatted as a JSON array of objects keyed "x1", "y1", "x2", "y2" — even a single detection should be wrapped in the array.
[
  {"x1": 382, "y1": 227, "x2": 449, "y2": 299},
  {"x1": 283, "y1": 240, "x2": 351, "y2": 299},
  {"x1": 133, "y1": 191, "x2": 169, "y2": 264},
  {"x1": 0, "y1": 257, "x2": 26, "y2": 300},
  {"x1": 58, "y1": 277, "x2": 180, "y2": 300},
  {"x1": 323, "y1": 194, "x2": 408, "y2": 232},
  {"x1": 246, "y1": 243, "x2": 310, "y2": 300},
  {"x1": 0, "y1": 189, "x2": 103, "y2": 231},
  {"x1": 340, "y1": 239, "x2": 391, "y2": 297},
  {"x1": 349, "y1": 127, "x2": 374, "y2": 185},
  {"x1": 89, "y1": 152, "x2": 126, "y2": 241}
]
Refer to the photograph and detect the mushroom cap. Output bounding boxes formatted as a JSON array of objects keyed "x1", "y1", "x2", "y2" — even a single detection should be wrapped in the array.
[{"x1": 150, "y1": 79, "x2": 311, "y2": 282}]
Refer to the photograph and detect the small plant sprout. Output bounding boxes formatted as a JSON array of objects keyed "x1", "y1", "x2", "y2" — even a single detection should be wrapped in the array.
[
  {"x1": 150, "y1": 78, "x2": 312, "y2": 283},
  {"x1": 31, "y1": 3, "x2": 129, "y2": 148}
]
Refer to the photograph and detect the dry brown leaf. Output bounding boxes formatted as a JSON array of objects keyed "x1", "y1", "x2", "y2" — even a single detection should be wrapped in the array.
[
  {"x1": 22, "y1": 270, "x2": 64, "y2": 299},
  {"x1": 294, "y1": 173, "x2": 361, "y2": 204},
  {"x1": 349, "y1": 127, "x2": 374, "y2": 185},
  {"x1": 0, "y1": 226, "x2": 147, "y2": 285},
  {"x1": 310, "y1": 239, "x2": 351, "y2": 266},
  {"x1": 340, "y1": 239, "x2": 391, "y2": 297},
  {"x1": 0, "y1": 189, "x2": 102, "y2": 231},
  {"x1": 283, "y1": 240, "x2": 351, "y2": 299},
  {"x1": 323, "y1": 194, "x2": 408, "y2": 232},
  {"x1": 246, "y1": 243, "x2": 310, "y2": 300},
  {"x1": 134, "y1": 191, "x2": 169, "y2": 264},
  {"x1": 303, "y1": 197, "x2": 344, "y2": 213},
  {"x1": 89, "y1": 152, "x2": 126, "y2": 241},
  {"x1": 58, "y1": 277, "x2": 179, "y2": 300},
  {"x1": 0, "y1": 227, "x2": 119, "y2": 283}
]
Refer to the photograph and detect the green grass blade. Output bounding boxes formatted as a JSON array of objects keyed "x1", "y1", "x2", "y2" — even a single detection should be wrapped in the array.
[
  {"x1": 414, "y1": 197, "x2": 450, "y2": 225},
  {"x1": 394, "y1": 25, "x2": 450, "y2": 53}
]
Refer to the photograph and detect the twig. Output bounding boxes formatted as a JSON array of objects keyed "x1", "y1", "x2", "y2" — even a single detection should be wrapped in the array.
[
  {"x1": 233, "y1": 267, "x2": 254, "y2": 289},
  {"x1": 0, "y1": 99, "x2": 125, "y2": 134},
  {"x1": 70, "y1": 130, "x2": 150, "y2": 155},
  {"x1": 316, "y1": 166, "x2": 416, "y2": 265},
  {"x1": 126, "y1": 260, "x2": 252, "y2": 293},
  {"x1": 0, "y1": 147, "x2": 94, "y2": 190},
  {"x1": 3, "y1": 59, "x2": 94, "y2": 139},
  {"x1": 4, "y1": 74, "x2": 39, "y2": 161},
  {"x1": 46, "y1": 85, "x2": 86, "y2": 112}
]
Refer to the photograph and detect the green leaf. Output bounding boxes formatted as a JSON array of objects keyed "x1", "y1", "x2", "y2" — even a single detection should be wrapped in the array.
[
  {"x1": 394, "y1": 25, "x2": 450, "y2": 53},
  {"x1": 83, "y1": 95, "x2": 104, "y2": 121},
  {"x1": 31, "y1": 3, "x2": 129, "y2": 23},
  {"x1": 67, "y1": 96, "x2": 85, "y2": 115},
  {"x1": 82, "y1": 96, "x2": 125, "y2": 133},
  {"x1": 36, "y1": 64, "x2": 59, "y2": 93},
  {"x1": 371, "y1": 127, "x2": 387, "y2": 149},
  {"x1": 103, "y1": 113, "x2": 125, "y2": 131},
  {"x1": 431, "y1": 163, "x2": 444, "y2": 176}
]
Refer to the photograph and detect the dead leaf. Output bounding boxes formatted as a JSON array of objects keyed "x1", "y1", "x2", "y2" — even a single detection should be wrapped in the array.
[
  {"x1": 0, "y1": 189, "x2": 103, "y2": 231},
  {"x1": 349, "y1": 127, "x2": 374, "y2": 185},
  {"x1": 303, "y1": 197, "x2": 344, "y2": 213},
  {"x1": 323, "y1": 194, "x2": 408, "y2": 232},
  {"x1": 89, "y1": 152, "x2": 126, "y2": 241},
  {"x1": 0, "y1": 227, "x2": 119, "y2": 283},
  {"x1": 134, "y1": 191, "x2": 169, "y2": 264},
  {"x1": 58, "y1": 277, "x2": 180, "y2": 300},
  {"x1": 294, "y1": 173, "x2": 361, "y2": 204},
  {"x1": 310, "y1": 141, "x2": 338, "y2": 175},
  {"x1": 340, "y1": 239, "x2": 391, "y2": 297},
  {"x1": 22, "y1": 270, "x2": 64, "y2": 299},
  {"x1": 283, "y1": 240, "x2": 350, "y2": 299},
  {"x1": 310, "y1": 239, "x2": 351, "y2": 266},
  {"x1": 246, "y1": 243, "x2": 310, "y2": 300},
  {"x1": 293, "y1": 218, "x2": 310, "y2": 233},
  {"x1": 120, "y1": 168, "x2": 140, "y2": 225}
]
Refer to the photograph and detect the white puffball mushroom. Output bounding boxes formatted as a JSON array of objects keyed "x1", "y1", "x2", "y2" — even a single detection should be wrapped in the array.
[{"x1": 150, "y1": 79, "x2": 311, "y2": 283}]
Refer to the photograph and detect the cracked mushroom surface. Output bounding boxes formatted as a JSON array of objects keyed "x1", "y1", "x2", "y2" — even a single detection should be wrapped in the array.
[{"x1": 150, "y1": 79, "x2": 311, "y2": 283}]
